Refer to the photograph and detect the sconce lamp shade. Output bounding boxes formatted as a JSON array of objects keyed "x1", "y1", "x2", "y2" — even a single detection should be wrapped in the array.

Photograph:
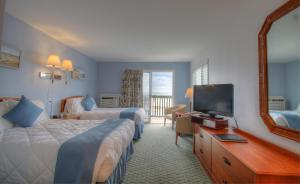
[
  {"x1": 46, "y1": 55, "x2": 61, "y2": 68},
  {"x1": 62, "y1": 59, "x2": 73, "y2": 71},
  {"x1": 185, "y1": 87, "x2": 193, "y2": 100}
]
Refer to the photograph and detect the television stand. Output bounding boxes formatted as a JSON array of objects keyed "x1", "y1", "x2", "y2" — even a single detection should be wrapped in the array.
[
  {"x1": 206, "y1": 111, "x2": 225, "y2": 119},
  {"x1": 191, "y1": 114, "x2": 228, "y2": 129},
  {"x1": 201, "y1": 113, "x2": 224, "y2": 119}
]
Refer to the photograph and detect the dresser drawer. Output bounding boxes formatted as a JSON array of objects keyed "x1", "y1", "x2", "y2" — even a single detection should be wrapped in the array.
[
  {"x1": 199, "y1": 129, "x2": 212, "y2": 170},
  {"x1": 194, "y1": 132, "x2": 202, "y2": 158},
  {"x1": 212, "y1": 139, "x2": 255, "y2": 184},
  {"x1": 212, "y1": 158, "x2": 231, "y2": 184}
]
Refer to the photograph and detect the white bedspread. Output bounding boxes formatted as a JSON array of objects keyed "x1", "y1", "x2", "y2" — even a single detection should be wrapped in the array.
[
  {"x1": 0, "y1": 119, "x2": 134, "y2": 184},
  {"x1": 79, "y1": 108, "x2": 146, "y2": 125}
]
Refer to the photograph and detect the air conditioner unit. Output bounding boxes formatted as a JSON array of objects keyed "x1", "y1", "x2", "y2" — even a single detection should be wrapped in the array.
[
  {"x1": 100, "y1": 94, "x2": 120, "y2": 108},
  {"x1": 269, "y1": 96, "x2": 286, "y2": 111}
]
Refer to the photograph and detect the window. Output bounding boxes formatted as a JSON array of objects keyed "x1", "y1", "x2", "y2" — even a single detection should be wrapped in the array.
[{"x1": 192, "y1": 63, "x2": 209, "y2": 85}]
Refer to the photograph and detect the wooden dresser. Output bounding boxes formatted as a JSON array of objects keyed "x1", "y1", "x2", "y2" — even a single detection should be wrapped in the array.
[{"x1": 193, "y1": 123, "x2": 300, "y2": 184}]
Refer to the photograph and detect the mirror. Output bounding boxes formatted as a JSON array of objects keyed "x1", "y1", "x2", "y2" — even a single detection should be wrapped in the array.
[
  {"x1": 267, "y1": 7, "x2": 300, "y2": 131},
  {"x1": 259, "y1": 0, "x2": 300, "y2": 141}
]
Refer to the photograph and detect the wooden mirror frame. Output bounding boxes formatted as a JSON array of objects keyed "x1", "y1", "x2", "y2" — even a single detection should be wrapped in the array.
[{"x1": 258, "y1": 0, "x2": 300, "y2": 142}]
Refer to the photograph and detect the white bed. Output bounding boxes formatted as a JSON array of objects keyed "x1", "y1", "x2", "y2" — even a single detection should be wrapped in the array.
[
  {"x1": 0, "y1": 119, "x2": 134, "y2": 184},
  {"x1": 62, "y1": 96, "x2": 145, "y2": 124},
  {"x1": 0, "y1": 98, "x2": 134, "y2": 184},
  {"x1": 61, "y1": 96, "x2": 146, "y2": 139},
  {"x1": 269, "y1": 110, "x2": 300, "y2": 130},
  {"x1": 270, "y1": 103, "x2": 300, "y2": 130},
  {"x1": 79, "y1": 107, "x2": 145, "y2": 123}
]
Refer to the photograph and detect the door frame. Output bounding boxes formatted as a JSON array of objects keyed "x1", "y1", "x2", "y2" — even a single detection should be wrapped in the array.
[{"x1": 143, "y1": 69, "x2": 175, "y2": 119}]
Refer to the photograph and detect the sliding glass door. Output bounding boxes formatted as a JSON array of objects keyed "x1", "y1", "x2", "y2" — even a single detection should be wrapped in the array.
[
  {"x1": 143, "y1": 72, "x2": 151, "y2": 122},
  {"x1": 143, "y1": 71, "x2": 174, "y2": 122}
]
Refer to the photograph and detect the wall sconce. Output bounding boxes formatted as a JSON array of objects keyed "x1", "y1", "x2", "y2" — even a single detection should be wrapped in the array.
[
  {"x1": 62, "y1": 59, "x2": 73, "y2": 84},
  {"x1": 39, "y1": 55, "x2": 74, "y2": 85},
  {"x1": 39, "y1": 72, "x2": 62, "y2": 81},
  {"x1": 46, "y1": 55, "x2": 61, "y2": 68},
  {"x1": 39, "y1": 54, "x2": 62, "y2": 83}
]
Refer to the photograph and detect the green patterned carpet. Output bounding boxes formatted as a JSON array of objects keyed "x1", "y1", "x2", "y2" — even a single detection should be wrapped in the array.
[{"x1": 123, "y1": 124, "x2": 211, "y2": 184}]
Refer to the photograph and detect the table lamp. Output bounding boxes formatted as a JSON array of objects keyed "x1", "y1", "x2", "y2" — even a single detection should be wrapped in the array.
[{"x1": 185, "y1": 87, "x2": 193, "y2": 112}]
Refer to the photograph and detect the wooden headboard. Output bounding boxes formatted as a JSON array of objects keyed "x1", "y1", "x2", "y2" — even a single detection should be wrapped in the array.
[
  {"x1": 0, "y1": 97, "x2": 20, "y2": 102},
  {"x1": 60, "y1": 96, "x2": 83, "y2": 113}
]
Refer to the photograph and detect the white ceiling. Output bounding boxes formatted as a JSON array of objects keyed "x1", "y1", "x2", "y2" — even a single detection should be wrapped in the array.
[
  {"x1": 267, "y1": 7, "x2": 300, "y2": 63},
  {"x1": 5, "y1": 0, "x2": 289, "y2": 62}
]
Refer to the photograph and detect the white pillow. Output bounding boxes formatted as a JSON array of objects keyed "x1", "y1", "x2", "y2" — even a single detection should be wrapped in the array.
[
  {"x1": 0, "y1": 101, "x2": 18, "y2": 131},
  {"x1": 31, "y1": 100, "x2": 50, "y2": 123},
  {"x1": 64, "y1": 98, "x2": 84, "y2": 114}
]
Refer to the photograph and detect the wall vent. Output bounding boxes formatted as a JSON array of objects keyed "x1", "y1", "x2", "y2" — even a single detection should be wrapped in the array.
[{"x1": 269, "y1": 96, "x2": 286, "y2": 111}]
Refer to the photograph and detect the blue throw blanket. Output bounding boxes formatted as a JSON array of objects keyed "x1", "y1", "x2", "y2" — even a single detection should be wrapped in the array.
[
  {"x1": 120, "y1": 108, "x2": 139, "y2": 120},
  {"x1": 120, "y1": 108, "x2": 144, "y2": 139},
  {"x1": 54, "y1": 119, "x2": 127, "y2": 184},
  {"x1": 282, "y1": 112, "x2": 300, "y2": 130}
]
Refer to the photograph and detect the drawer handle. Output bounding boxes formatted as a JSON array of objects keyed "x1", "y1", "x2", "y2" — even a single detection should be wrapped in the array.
[
  {"x1": 200, "y1": 134, "x2": 204, "y2": 138},
  {"x1": 222, "y1": 180, "x2": 228, "y2": 184},
  {"x1": 223, "y1": 157, "x2": 231, "y2": 166},
  {"x1": 200, "y1": 149, "x2": 203, "y2": 154}
]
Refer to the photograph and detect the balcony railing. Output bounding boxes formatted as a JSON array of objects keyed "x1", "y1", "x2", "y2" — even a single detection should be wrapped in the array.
[{"x1": 150, "y1": 95, "x2": 173, "y2": 117}]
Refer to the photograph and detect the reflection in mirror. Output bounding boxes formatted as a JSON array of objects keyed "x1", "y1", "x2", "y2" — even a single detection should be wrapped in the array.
[{"x1": 267, "y1": 7, "x2": 300, "y2": 131}]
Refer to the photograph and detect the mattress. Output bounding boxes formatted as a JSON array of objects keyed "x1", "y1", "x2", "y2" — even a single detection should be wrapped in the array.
[
  {"x1": 78, "y1": 108, "x2": 146, "y2": 125},
  {"x1": 0, "y1": 119, "x2": 134, "y2": 184}
]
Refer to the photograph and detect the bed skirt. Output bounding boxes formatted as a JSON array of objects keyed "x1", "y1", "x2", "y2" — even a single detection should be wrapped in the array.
[
  {"x1": 98, "y1": 141, "x2": 134, "y2": 184},
  {"x1": 133, "y1": 121, "x2": 144, "y2": 140}
]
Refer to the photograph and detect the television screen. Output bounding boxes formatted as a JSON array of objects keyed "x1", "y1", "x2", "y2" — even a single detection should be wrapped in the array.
[{"x1": 193, "y1": 84, "x2": 234, "y2": 117}]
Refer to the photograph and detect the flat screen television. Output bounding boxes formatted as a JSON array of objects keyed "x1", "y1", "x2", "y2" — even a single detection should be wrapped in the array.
[{"x1": 193, "y1": 84, "x2": 234, "y2": 117}]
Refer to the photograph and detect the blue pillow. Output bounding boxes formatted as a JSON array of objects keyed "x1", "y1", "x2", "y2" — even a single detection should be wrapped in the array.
[
  {"x1": 81, "y1": 95, "x2": 96, "y2": 111},
  {"x1": 2, "y1": 96, "x2": 43, "y2": 127}
]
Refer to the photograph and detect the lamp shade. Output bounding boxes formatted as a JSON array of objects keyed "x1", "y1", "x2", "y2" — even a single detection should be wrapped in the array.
[
  {"x1": 185, "y1": 87, "x2": 193, "y2": 99},
  {"x1": 62, "y1": 59, "x2": 73, "y2": 71},
  {"x1": 46, "y1": 55, "x2": 61, "y2": 68}
]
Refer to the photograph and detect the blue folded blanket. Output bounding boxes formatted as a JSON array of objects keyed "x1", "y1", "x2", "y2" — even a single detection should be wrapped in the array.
[
  {"x1": 120, "y1": 108, "x2": 144, "y2": 139},
  {"x1": 120, "y1": 108, "x2": 140, "y2": 120},
  {"x1": 54, "y1": 119, "x2": 127, "y2": 184},
  {"x1": 281, "y1": 112, "x2": 300, "y2": 130}
]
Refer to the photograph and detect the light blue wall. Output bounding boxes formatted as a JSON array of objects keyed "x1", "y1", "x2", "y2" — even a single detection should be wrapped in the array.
[
  {"x1": 268, "y1": 63, "x2": 286, "y2": 97},
  {"x1": 268, "y1": 60, "x2": 300, "y2": 110},
  {"x1": 285, "y1": 60, "x2": 300, "y2": 110},
  {"x1": 0, "y1": 14, "x2": 98, "y2": 115},
  {"x1": 0, "y1": 14, "x2": 191, "y2": 115},
  {"x1": 97, "y1": 62, "x2": 191, "y2": 106}
]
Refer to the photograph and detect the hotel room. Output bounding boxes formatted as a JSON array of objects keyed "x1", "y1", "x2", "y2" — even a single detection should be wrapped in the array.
[{"x1": 0, "y1": 0, "x2": 299, "y2": 184}]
